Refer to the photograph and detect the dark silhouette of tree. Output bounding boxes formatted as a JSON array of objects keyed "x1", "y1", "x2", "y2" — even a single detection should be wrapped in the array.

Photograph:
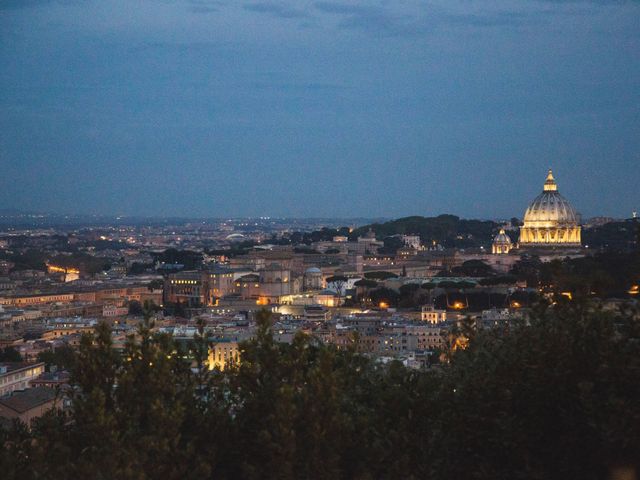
[
  {"x1": 364, "y1": 271, "x2": 398, "y2": 280},
  {"x1": 369, "y1": 287, "x2": 400, "y2": 307},
  {"x1": 128, "y1": 300, "x2": 144, "y2": 316},
  {"x1": 0, "y1": 346, "x2": 22, "y2": 362},
  {"x1": 2, "y1": 303, "x2": 640, "y2": 480},
  {"x1": 36, "y1": 345, "x2": 75, "y2": 371},
  {"x1": 326, "y1": 275, "x2": 348, "y2": 306}
]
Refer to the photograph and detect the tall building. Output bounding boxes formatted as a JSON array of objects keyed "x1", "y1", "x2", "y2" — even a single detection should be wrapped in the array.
[{"x1": 519, "y1": 169, "x2": 581, "y2": 247}]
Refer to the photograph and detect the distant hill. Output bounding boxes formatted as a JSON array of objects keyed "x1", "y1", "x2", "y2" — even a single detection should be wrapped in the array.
[{"x1": 351, "y1": 214, "x2": 500, "y2": 248}]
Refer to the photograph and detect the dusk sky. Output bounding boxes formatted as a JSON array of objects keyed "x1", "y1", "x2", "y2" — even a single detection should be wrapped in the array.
[{"x1": 1, "y1": 0, "x2": 639, "y2": 219}]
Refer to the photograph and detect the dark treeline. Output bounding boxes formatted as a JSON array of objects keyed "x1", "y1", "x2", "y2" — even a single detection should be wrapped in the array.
[
  {"x1": 582, "y1": 219, "x2": 640, "y2": 251},
  {"x1": 2, "y1": 305, "x2": 639, "y2": 480},
  {"x1": 352, "y1": 215, "x2": 499, "y2": 248},
  {"x1": 268, "y1": 215, "x2": 500, "y2": 249},
  {"x1": 512, "y1": 251, "x2": 640, "y2": 298}
]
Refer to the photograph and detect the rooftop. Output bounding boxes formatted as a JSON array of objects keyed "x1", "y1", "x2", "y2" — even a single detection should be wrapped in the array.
[{"x1": 0, "y1": 387, "x2": 57, "y2": 413}]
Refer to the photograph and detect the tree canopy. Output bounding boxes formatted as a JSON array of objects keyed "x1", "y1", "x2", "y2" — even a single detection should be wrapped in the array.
[
  {"x1": 351, "y1": 215, "x2": 498, "y2": 248},
  {"x1": 1, "y1": 305, "x2": 639, "y2": 480},
  {"x1": 364, "y1": 271, "x2": 398, "y2": 280}
]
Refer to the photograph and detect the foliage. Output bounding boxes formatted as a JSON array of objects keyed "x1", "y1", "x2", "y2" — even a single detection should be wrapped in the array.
[
  {"x1": 510, "y1": 255, "x2": 543, "y2": 287},
  {"x1": 364, "y1": 271, "x2": 398, "y2": 280},
  {"x1": 398, "y1": 283, "x2": 425, "y2": 308},
  {"x1": 1, "y1": 248, "x2": 48, "y2": 271},
  {"x1": 128, "y1": 300, "x2": 144, "y2": 316},
  {"x1": 2, "y1": 306, "x2": 639, "y2": 479},
  {"x1": 478, "y1": 275, "x2": 517, "y2": 286},
  {"x1": 128, "y1": 262, "x2": 153, "y2": 275},
  {"x1": 0, "y1": 346, "x2": 22, "y2": 362},
  {"x1": 353, "y1": 278, "x2": 378, "y2": 288},
  {"x1": 270, "y1": 227, "x2": 352, "y2": 246},
  {"x1": 378, "y1": 236, "x2": 405, "y2": 254},
  {"x1": 36, "y1": 345, "x2": 75, "y2": 372},
  {"x1": 325, "y1": 275, "x2": 347, "y2": 284},
  {"x1": 582, "y1": 219, "x2": 639, "y2": 251},
  {"x1": 369, "y1": 287, "x2": 400, "y2": 307},
  {"x1": 147, "y1": 279, "x2": 164, "y2": 291},
  {"x1": 293, "y1": 247, "x2": 320, "y2": 254},
  {"x1": 49, "y1": 252, "x2": 111, "y2": 275},
  {"x1": 152, "y1": 248, "x2": 203, "y2": 270},
  {"x1": 512, "y1": 251, "x2": 640, "y2": 298},
  {"x1": 450, "y1": 259, "x2": 494, "y2": 277},
  {"x1": 352, "y1": 215, "x2": 498, "y2": 248},
  {"x1": 431, "y1": 303, "x2": 640, "y2": 480}
]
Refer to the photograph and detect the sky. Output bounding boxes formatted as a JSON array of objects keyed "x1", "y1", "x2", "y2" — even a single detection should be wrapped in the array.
[{"x1": 1, "y1": 0, "x2": 639, "y2": 220}]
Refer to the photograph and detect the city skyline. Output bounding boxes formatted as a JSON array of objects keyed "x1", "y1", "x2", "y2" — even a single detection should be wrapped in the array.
[{"x1": 2, "y1": 0, "x2": 639, "y2": 218}]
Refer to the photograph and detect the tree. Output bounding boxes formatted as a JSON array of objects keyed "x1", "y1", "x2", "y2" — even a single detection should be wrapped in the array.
[
  {"x1": 421, "y1": 282, "x2": 438, "y2": 305},
  {"x1": 451, "y1": 260, "x2": 494, "y2": 277},
  {"x1": 479, "y1": 275, "x2": 517, "y2": 286},
  {"x1": 3, "y1": 301, "x2": 640, "y2": 480},
  {"x1": 398, "y1": 283, "x2": 422, "y2": 308},
  {"x1": 353, "y1": 279, "x2": 378, "y2": 304},
  {"x1": 456, "y1": 280, "x2": 476, "y2": 290},
  {"x1": 128, "y1": 300, "x2": 144, "y2": 316},
  {"x1": 147, "y1": 279, "x2": 164, "y2": 291},
  {"x1": 369, "y1": 287, "x2": 400, "y2": 307},
  {"x1": 429, "y1": 303, "x2": 640, "y2": 480},
  {"x1": 354, "y1": 279, "x2": 378, "y2": 288},
  {"x1": 437, "y1": 280, "x2": 461, "y2": 290},
  {"x1": 326, "y1": 275, "x2": 348, "y2": 306},
  {"x1": 510, "y1": 255, "x2": 543, "y2": 287},
  {"x1": 378, "y1": 236, "x2": 404, "y2": 255},
  {"x1": 364, "y1": 271, "x2": 398, "y2": 280},
  {"x1": 0, "y1": 346, "x2": 22, "y2": 362},
  {"x1": 36, "y1": 345, "x2": 75, "y2": 371}
]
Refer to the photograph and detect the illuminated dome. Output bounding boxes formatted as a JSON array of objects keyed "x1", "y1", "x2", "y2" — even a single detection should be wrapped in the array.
[
  {"x1": 492, "y1": 229, "x2": 512, "y2": 254},
  {"x1": 519, "y1": 169, "x2": 581, "y2": 247}
]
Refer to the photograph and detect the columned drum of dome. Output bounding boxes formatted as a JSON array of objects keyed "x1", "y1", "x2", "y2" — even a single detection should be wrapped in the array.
[{"x1": 519, "y1": 170, "x2": 581, "y2": 247}]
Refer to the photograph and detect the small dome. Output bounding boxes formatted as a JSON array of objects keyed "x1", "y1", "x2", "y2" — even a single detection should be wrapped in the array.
[
  {"x1": 305, "y1": 267, "x2": 322, "y2": 274},
  {"x1": 493, "y1": 229, "x2": 512, "y2": 245}
]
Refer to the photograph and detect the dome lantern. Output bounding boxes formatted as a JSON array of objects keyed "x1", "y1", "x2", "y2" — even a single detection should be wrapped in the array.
[{"x1": 543, "y1": 169, "x2": 557, "y2": 192}]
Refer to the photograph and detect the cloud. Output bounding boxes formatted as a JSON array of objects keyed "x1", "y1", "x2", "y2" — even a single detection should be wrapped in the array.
[
  {"x1": 441, "y1": 11, "x2": 543, "y2": 28},
  {"x1": 0, "y1": 0, "x2": 52, "y2": 10},
  {"x1": 313, "y1": 1, "x2": 581, "y2": 35},
  {"x1": 243, "y1": 1, "x2": 308, "y2": 19},
  {"x1": 535, "y1": 0, "x2": 637, "y2": 4},
  {"x1": 188, "y1": 0, "x2": 226, "y2": 14},
  {"x1": 313, "y1": 1, "x2": 429, "y2": 36},
  {"x1": 250, "y1": 81, "x2": 348, "y2": 92},
  {"x1": 313, "y1": 1, "x2": 373, "y2": 15}
]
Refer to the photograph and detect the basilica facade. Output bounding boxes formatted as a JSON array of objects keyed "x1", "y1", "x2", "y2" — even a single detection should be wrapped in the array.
[{"x1": 518, "y1": 169, "x2": 581, "y2": 247}]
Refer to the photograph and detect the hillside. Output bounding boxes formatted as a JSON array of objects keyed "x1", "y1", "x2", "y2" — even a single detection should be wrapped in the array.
[{"x1": 351, "y1": 214, "x2": 500, "y2": 248}]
